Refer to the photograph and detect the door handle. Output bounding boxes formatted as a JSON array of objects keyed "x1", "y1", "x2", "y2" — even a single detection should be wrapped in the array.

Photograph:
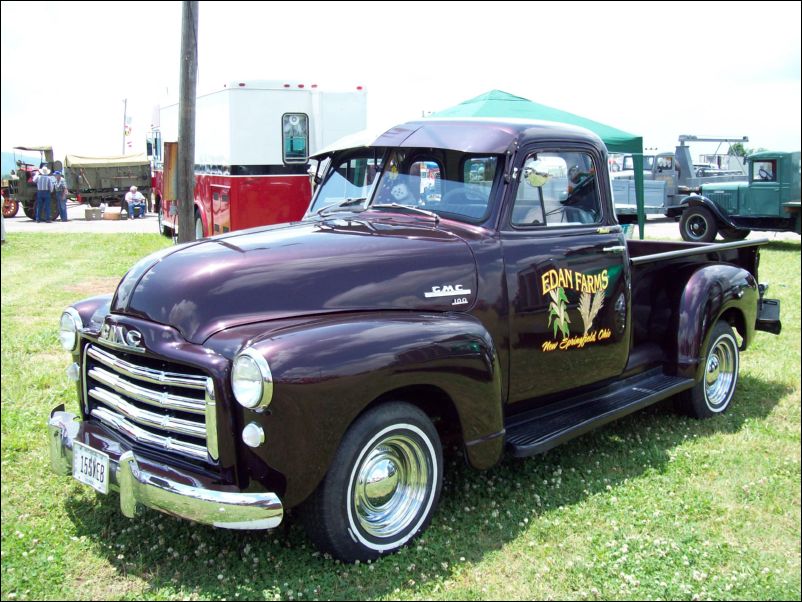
[{"x1": 602, "y1": 245, "x2": 626, "y2": 254}]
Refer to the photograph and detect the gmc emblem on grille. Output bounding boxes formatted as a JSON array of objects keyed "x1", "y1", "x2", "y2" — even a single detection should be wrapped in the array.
[{"x1": 100, "y1": 323, "x2": 145, "y2": 351}]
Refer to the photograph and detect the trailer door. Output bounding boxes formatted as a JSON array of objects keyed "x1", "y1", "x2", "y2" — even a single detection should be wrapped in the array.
[{"x1": 211, "y1": 184, "x2": 231, "y2": 234}]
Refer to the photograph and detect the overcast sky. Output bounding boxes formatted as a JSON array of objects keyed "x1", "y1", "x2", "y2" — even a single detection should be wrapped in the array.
[{"x1": 1, "y1": 1, "x2": 799, "y2": 161}]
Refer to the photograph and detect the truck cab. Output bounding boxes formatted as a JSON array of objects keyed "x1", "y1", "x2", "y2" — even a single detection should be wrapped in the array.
[{"x1": 677, "y1": 151, "x2": 801, "y2": 241}]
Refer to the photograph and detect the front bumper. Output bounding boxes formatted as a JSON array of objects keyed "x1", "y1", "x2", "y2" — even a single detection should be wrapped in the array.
[{"x1": 48, "y1": 406, "x2": 283, "y2": 530}]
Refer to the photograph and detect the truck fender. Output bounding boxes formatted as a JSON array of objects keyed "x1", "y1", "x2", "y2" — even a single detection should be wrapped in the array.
[
  {"x1": 679, "y1": 195, "x2": 737, "y2": 230},
  {"x1": 675, "y1": 264, "x2": 758, "y2": 382},
  {"x1": 72, "y1": 294, "x2": 113, "y2": 332},
  {"x1": 242, "y1": 312, "x2": 504, "y2": 508}
]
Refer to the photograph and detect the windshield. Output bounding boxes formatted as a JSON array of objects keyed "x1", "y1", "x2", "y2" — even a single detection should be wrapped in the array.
[
  {"x1": 309, "y1": 148, "x2": 500, "y2": 223},
  {"x1": 372, "y1": 150, "x2": 498, "y2": 222}
]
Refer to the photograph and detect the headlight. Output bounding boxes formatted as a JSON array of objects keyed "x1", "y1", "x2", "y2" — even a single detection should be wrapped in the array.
[
  {"x1": 232, "y1": 349, "x2": 273, "y2": 409},
  {"x1": 59, "y1": 308, "x2": 82, "y2": 352}
]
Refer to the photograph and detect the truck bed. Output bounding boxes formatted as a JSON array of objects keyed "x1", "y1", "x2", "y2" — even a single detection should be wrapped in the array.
[{"x1": 627, "y1": 238, "x2": 766, "y2": 356}]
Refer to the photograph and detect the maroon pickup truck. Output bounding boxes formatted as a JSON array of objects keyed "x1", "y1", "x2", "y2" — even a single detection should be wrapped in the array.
[{"x1": 49, "y1": 118, "x2": 781, "y2": 562}]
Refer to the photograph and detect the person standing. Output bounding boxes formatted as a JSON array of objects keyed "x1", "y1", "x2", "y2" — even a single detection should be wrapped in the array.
[
  {"x1": 33, "y1": 166, "x2": 54, "y2": 223},
  {"x1": 52, "y1": 171, "x2": 69, "y2": 222}
]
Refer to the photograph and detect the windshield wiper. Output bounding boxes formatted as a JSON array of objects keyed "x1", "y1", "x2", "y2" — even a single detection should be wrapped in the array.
[
  {"x1": 316, "y1": 197, "x2": 367, "y2": 216},
  {"x1": 370, "y1": 203, "x2": 440, "y2": 224}
]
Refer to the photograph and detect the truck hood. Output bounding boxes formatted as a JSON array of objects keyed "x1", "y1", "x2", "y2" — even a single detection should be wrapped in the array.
[
  {"x1": 701, "y1": 181, "x2": 748, "y2": 193},
  {"x1": 117, "y1": 217, "x2": 478, "y2": 343}
]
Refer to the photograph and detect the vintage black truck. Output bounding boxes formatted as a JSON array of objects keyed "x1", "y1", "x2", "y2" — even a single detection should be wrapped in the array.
[{"x1": 49, "y1": 118, "x2": 781, "y2": 562}]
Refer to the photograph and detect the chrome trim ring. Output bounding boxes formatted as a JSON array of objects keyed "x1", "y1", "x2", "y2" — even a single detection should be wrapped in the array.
[
  {"x1": 232, "y1": 348, "x2": 273, "y2": 409},
  {"x1": 350, "y1": 426, "x2": 435, "y2": 544},
  {"x1": 60, "y1": 307, "x2": 83, "y2": 352},
  {"x1": 704, "y1": 331, "x2": 738, "y2": 412}
]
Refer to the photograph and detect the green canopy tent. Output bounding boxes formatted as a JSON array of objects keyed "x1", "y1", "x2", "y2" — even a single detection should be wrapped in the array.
[{"x1": 431, "y1": 90, "x2": 645, "y2": 238}]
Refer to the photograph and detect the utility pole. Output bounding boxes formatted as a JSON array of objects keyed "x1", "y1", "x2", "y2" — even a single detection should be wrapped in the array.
[
  {"x1": 122, "y1": 98, "x2": 127, "y2": 155},
  {"x1": 177, "y1": 1, "x2": 198, "y2": 243}
]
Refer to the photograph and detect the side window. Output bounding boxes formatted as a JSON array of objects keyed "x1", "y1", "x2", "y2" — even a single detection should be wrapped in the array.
[
  {"x1": 752, "y1": 160, "x2": 776, "y2": 181},
  {"x1": 657, "y1": 156, "x2": 674, "y2": 171},
  {"x1": 511, "y1": 151, "x2": 601, "y2": 227},
  {"x1": 282, "y1": 113, "x2": 309, "y2": 163}
]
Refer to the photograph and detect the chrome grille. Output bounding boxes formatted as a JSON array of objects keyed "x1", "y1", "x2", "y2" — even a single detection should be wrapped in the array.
[{"x1": 84, "y1": 344, "x2": 210, "y2": 462}]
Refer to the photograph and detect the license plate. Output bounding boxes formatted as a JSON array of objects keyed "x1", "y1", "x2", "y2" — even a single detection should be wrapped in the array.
[{"x1": 72, "y1": 441, "x2": 110, "y2": 494}]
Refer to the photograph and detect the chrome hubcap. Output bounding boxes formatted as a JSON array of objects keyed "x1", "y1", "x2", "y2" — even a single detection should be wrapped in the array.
[
  {"x1": 353, "y1": 434, "x2": 430, "y2": 539},
  {"x1": 688, "y1": 215, "x2": 707, "y2": 238},
  {"x1": 705, "y1": 336, "x2": 736, "y2": 410}
]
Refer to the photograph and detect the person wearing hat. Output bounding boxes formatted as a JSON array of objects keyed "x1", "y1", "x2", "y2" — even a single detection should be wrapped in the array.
[
  {"x1": 53, "y1": 171, "x2": 70, "y2": 222},
  {"x1": 32, "y1": 165, "x2": 54, "y2": 223},
  {"x1": 124, "y1": 185, "x2": 146, "y2": 219}
]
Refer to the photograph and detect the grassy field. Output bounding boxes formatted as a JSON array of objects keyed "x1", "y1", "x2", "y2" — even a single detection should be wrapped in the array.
[{"x1": 1, "y1": 232, "x2": 800, "y2": 601}]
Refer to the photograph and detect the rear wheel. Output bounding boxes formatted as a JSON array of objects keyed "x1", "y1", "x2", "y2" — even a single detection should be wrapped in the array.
[
  {"x1": 719, "y1": 227, "x2": 750, "y2": 241},
  {"x1": 194, "y1": 211, "x2": 204, "y2": 239},
  {"x1": 302, "y1": 402, "x2": 443, "y2": 562},
  {"x1": 677, "y1": 320, "x2": 740, "y2": 418},
  {"x1": 680, "y1": 206, "x2": 718, "y2": 242},
  {"x1": 158, "y1": 208, "x2": 172, "y2": 237}
]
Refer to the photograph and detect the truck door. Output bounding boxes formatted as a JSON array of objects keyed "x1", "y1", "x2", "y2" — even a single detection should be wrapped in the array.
[
  {"x1": 654, "y1": 154, "x2": 677, "y2": 191},
  {"x1": 501, "y1": 147, "x2": 631, "y2": 404},
  {"x1": 748, "y1": 158, "x2": 781, "y2": 216}
]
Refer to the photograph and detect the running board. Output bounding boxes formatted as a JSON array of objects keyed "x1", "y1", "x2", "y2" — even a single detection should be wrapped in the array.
[{"x1": 505, "y1": 369, "x2": 693, "y2": 458}]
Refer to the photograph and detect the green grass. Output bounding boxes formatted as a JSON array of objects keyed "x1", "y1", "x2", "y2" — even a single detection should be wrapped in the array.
[{"x1": 2, "y1": 233, "x2": 800, "y2": 601}]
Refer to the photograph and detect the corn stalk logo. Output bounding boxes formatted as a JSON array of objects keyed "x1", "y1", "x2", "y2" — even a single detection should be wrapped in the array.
[
  {"x1": 548, "y1": 288, "x2": 571, "y2": 340},
  {"x1": 578, "y1": 291, "x2": 605, "y2": 335}
]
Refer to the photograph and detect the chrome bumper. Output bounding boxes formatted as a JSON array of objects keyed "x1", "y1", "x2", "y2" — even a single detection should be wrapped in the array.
[{"x1": 48, "y1": 407, "x2": 283, "y2": 530}]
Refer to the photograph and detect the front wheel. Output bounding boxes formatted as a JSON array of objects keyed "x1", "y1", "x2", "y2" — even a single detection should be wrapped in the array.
[
  {"x1": 680, "y1": 206, "x2": 718, "y2": 242},
  {"x1": 2, "y1": 197, "x2": 19, "y2": 218},
  {"x1": 302, "y1": 402, "x2": 443, "y2": 562},
  {"x1": 677, "y1": 320, "x2": 740, "y2": 418}
]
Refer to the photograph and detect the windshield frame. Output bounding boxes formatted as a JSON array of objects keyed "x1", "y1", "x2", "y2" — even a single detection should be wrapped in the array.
[{"x1": 306, "y1": 147, "x2": 386, "y2": 216}]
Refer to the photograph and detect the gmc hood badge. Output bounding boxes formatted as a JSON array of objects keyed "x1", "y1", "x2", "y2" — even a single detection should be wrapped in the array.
[
  {"x1": 100, "y1": 323, "x2": 145, "y2": 353},
  {"x1": 424, "y1": 284, "x2": 472, "y2": 298}
]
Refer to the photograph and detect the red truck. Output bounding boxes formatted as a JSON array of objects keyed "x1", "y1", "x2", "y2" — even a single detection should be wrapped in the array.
[{"x1": 49, "y1": 118, "x2": 780, "y2": 562}]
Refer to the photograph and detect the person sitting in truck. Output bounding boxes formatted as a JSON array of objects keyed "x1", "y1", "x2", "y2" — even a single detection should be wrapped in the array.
[{"x1": 124, "y1": 186, "x2": 146, "y2": 219}]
